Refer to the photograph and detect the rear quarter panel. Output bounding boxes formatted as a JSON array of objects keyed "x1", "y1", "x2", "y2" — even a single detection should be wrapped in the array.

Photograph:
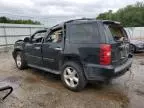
[{"x1": 64, "y1": 42, "x2": 100, "y2": 65}]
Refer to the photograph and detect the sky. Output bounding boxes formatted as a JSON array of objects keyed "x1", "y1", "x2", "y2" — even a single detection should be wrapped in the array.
[{"x1": 0, "y1": 0, "x2": 143, "y2": 27}]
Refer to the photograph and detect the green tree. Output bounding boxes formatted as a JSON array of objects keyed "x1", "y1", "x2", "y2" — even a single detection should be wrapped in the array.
[
  {"x1": 96, "y1": 2, "x2": 144, "y2": 27},
  {"x1": 0, "y1": 16, "x2": 41, "y2": 25},
  {"x1": 0, "y1": 17, "x2": 9, "y2": 23}
]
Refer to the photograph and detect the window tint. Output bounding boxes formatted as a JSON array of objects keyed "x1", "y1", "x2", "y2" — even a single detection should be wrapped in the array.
[
  {"x1": 46, "y1": 29, "x2": 63, "y2": 43},
  {"x1": 67, "y1": 23, "x2": 99, "y2": 43}
]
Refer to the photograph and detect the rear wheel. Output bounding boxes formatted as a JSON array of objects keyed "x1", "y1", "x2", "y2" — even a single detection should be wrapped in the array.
[
  {"x1": 15, "y1": 51, "x2": 27, "y2": 70},
  {"x1": 61, "y1": 61, "x2": 87, "y2": 92}
]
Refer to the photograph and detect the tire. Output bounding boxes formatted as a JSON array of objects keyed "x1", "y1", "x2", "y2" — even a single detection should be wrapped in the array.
[
  {"x1": 61, "y1": 61, "x2": 87, "y2": 92},
  {"x1": 14, "y1": 51, "x2": 27, "y2": 70},
  {"x1": 130, "y1": 44, "x2": 136, "y2": 53},
  {"x1": 104, "y1": 79, "x2": 112, "y2": 85}
]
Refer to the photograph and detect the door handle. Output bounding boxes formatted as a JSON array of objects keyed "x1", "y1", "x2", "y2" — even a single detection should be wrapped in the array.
[
  {"x1": 34, "y1": 47, "x2": 40, "y2": 50},
  {"x1": 54, "y1": 47, "x2": 62, "y2": 51}
]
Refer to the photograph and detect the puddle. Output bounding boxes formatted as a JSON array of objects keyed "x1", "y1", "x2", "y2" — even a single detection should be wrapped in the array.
[{"x1": 0, "y1": 76, "x2": 22, "y2": 89}]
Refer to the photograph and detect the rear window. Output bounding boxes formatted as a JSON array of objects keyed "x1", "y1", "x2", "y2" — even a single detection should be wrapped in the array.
[
  {"x1": 67, "y1": 23, "x2": 100, "y2": 43},
  {"x1": 104, "y1": 24, "x2": 128, "y2": 42}
]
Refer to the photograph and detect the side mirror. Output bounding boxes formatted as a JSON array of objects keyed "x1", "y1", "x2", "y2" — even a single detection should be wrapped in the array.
[{"x1": 24, "y1": 37, "x2": 30, "y2": 42}]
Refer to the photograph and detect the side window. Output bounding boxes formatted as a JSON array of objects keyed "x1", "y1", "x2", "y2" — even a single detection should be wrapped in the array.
[
  {"x1": 67, "y1": 23, "x2": 99, "y2": 43},
  {"x1": 32, "y1": 32, "x2": 46, "y2": 43},
  {"x1": 46, "y1": 29, "x2": 63, "y2": 43}
]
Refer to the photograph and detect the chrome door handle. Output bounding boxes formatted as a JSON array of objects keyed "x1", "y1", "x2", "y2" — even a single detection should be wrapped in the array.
[
  {"x1": 54, "y1": 47, "x2": 62, "y2": 51},
  {"x1": 34, "y1": 47, "x2": 40, "y2": 50}
]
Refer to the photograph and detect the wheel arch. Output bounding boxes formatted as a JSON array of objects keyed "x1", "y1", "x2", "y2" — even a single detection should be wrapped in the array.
[
  {"x1": 59, "y1": 54, "x2": 83, "y2": 69},
  {"x1": 60, "y1": 58, "x2": 87, "y2": 91},
  {"x1": 13, "y1": 48, "x2": 23, "y2": 59}
]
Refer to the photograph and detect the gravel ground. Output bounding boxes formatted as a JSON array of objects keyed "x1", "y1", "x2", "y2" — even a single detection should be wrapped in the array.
[{"x1": 0, "y1": 51, "x2": 144, "y2": 108}]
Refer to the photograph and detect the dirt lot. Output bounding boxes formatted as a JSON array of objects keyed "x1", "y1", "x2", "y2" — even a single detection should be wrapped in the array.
[{"x1": 0, "y1": 51, "x2": 144, "y2": 108}]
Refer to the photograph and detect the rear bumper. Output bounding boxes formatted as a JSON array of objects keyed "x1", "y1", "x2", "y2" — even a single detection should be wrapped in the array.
[{"x1": 84, "y1": 58, "x2": 133, "y2": 81}]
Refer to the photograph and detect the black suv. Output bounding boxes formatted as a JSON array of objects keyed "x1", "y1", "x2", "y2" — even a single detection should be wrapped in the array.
[{"x1": 12, "y1": 19, "x2": 133, "y2": 91}]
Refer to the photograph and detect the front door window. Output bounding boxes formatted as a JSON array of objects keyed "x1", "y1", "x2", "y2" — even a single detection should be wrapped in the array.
[{"x1": 46, "y1": 29, "x2": 63, "y2": 43}]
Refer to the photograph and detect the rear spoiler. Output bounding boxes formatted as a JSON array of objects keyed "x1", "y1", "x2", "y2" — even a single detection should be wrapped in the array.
[{"x1": 102, "y1": 20, "x2": 121, "y2": 25}]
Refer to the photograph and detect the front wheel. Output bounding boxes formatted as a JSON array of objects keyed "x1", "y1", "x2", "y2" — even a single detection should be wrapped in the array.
[
  {"x1": 61, "y1": 61, "x2": 87, "y2": 92},
  {"x1": 15, "y1": 51, "x2": 27, "y2": 70}
]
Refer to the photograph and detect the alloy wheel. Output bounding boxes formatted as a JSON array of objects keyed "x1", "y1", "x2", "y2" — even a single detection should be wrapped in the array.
[{"x1": 63, "y1": 67, "x2": 79, "y2": 88}]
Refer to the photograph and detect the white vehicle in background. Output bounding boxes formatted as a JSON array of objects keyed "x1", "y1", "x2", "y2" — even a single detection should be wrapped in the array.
[
  {"x1": 125, "y1": 28, "x2": 144, "y2": 53},
  {"x1": 130, "y1": 39, "x2": 144, "y2": 53}
]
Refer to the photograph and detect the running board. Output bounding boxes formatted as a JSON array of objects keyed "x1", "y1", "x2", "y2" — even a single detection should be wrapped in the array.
[{"x1": 28, "y1": 64, "x2": 60, "y2": 75}]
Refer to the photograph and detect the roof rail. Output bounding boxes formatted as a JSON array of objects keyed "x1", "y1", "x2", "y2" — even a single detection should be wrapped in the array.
[
  {"x1": 51, "y1": 18, "x2": 96, "y2": 29},
  {"x1": 65, "y1": 18, "x2": 96, "y2": 23}
]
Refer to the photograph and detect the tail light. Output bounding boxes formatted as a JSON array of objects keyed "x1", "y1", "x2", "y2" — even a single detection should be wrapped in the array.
[{"x1": 100, "y1": 44, "x2": 111, "y2": 65}]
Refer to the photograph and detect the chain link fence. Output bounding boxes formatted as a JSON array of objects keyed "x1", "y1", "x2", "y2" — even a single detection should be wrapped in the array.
[
  {"x1": 125, "y1": 27, "x2": 144, "y2": 40},
  {"x1": 0, "y1": 23, "x2": 46, "y2": 51}
]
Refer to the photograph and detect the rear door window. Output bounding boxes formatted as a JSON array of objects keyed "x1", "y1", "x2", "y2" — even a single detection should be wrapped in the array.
[{"x1": 67, "y1": 23, "x2": 100, "y2": 43}]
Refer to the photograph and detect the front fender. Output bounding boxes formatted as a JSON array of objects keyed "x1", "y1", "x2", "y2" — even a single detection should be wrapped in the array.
[{"x1": 12, "y1": 47, "x2": 24, "y2": 59}]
